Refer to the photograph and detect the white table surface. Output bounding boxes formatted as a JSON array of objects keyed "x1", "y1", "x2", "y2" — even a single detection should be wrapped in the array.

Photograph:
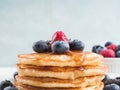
[
  {"x1": 0, "y1": 67, "x2": 17, "y2": 81},
  {"x1": 0, "y1": 67, "x2": 120, "y2": 81}
]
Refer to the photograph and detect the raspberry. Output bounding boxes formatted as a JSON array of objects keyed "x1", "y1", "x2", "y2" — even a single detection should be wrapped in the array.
[
  {"x1": 107, "y1": 44, "x2": 117, "y2": 52},
  {"x1": 51, "y1": 31, "x2": 69, "y2": 44},
  {"x1": 100, "y1": 49, "x2": 115, "y2": 57}
]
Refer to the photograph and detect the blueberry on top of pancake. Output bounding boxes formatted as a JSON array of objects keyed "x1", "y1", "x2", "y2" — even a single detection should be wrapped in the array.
[{"x1": 32, "y1": 31, "x2": 85, "y2": 54}]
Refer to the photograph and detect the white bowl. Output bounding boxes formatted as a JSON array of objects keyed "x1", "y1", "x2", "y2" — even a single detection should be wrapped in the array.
[{"x1": 104, "y1": 58, "x2": 120, "y2": 73}]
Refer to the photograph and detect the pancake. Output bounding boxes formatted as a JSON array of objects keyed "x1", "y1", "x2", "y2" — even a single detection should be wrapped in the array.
[
  {"x1": 17, "y1": 64, "x2": 107, "y2": 80},
  {"x1": 18, "y1": 51, "x2": 104, "y2": 67},
  {"x1": 15, "y1": 81, "x2": 104, "y2": 90},
  {"x1": 15, "y1": 75, "x2": 104, "y2": 88}
]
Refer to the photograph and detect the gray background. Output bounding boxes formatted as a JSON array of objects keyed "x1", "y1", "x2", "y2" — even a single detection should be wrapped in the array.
[{"x1": 0, "y1": 0, "x2": 120, "y2": 66}]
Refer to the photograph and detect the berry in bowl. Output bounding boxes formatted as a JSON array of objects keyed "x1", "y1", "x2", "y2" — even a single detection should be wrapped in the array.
[{"x1": 91, "y1": 41, "x2": 120, "y2": 73}]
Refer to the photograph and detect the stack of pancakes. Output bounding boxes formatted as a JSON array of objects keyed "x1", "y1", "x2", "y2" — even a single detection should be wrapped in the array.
[{"x1": 15, "y1": 51, "x2": 107, "y2": 90}]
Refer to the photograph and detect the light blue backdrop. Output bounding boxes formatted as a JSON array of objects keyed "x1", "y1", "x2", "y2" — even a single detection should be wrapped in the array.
[{"x1": 0, "y1": 0, "x2": 120, "y2": 66}]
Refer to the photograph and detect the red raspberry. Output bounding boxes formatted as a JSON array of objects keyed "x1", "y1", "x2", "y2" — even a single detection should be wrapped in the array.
[
  {"x1": 51, "y1": 31, "x2": 69, "y2": 44},
  {"x1": 107, "y1": 44, "x2": 117, "y2": 52},
  {"x1": 100, "y1": 49, "x2": 115, "y2": 57}
]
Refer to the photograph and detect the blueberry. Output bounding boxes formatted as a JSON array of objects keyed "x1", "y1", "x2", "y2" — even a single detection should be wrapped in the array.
[
  {"x1": 105, "y1": 41, "x2": 112, "y2": 47},
  {"x1": 69, "y1": 40, "x2": 85, "y2": 51},
  {"x1": 104, "y1": 79, "x2": 115, "y2": 85},
  {"x1": 46, "y1": 40, "x2": 52, "y2": 52},
  {"x1": 68, "y1": 39, "x2": 72, "y2": 43},
  {"x1": 32, "y1": 40, "x2": 49, "y2": 53},
  {"x1": 0, "y1": 80, "x2": 13, "y2": 90},
  {"x1": 116, "y1": 45, "x2": 120, "y2": 52},
  {"x1": 4, "y1": 86, "x2": 17, "y2": 90},
  {"x1": 102, "y1": 74, "x2": 111, "y2": 83},
  {"x1": 116, "y1": 77, "x2": 120, "y2": 80},
  {"x1": 13, "y1": 72, "x2": 18, "y2": 80},
  {"x1": 92, "y1": 45, "x2": 104, "y2": 54},
  {"x1": 51, "y1": 41, "x2": 69, "y2": 54},
  {"x1": 103, "y1": 83, "x2": 120, "y2": 90},
  {"x1": 46, "y1": 40, "x2": 51, "y2": 45},
  {"x1": 104, "y1": 79, "x2": 120, "y2": 86},
  {"x1": 116, "y1": 50, "x2": 120, "y2": 57},
  {"x1": 115, "y1": 80, "x2": 120, "y2": 86}
]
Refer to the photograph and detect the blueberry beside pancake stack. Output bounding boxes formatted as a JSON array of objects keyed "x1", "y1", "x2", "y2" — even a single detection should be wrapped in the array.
[{"x1": 15, "y1": 31, "x2": 107, "y2": 90}]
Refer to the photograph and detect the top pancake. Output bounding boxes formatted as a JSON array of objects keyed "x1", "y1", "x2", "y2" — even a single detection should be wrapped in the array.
[{"x1": 18, "y1": 51, "x2": 104, "y2": 67}]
